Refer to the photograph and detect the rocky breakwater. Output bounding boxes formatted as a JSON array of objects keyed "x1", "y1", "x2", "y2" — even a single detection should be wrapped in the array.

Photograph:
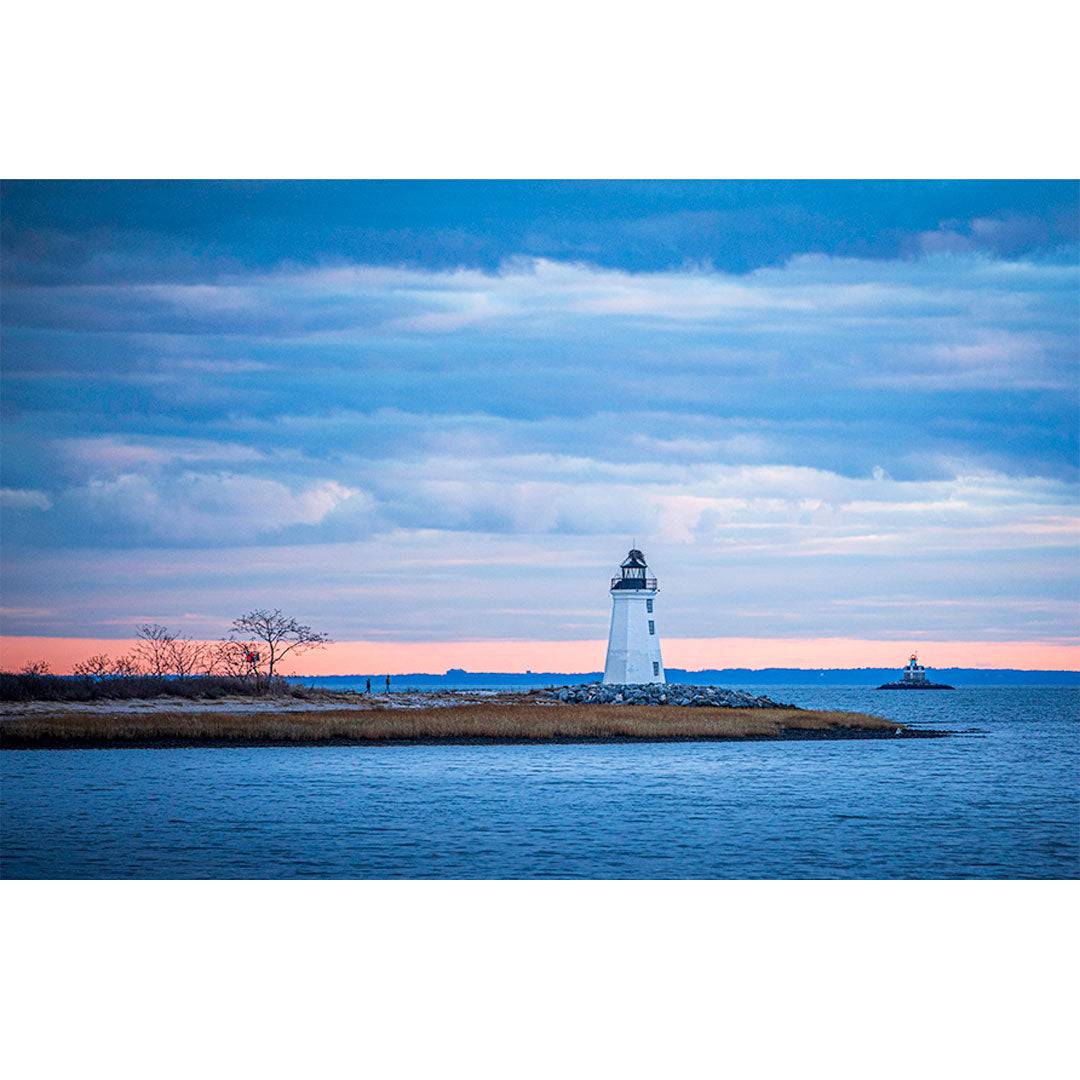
[{"x1": 540, "y1": 683, "x2": 796, "y2": 709}]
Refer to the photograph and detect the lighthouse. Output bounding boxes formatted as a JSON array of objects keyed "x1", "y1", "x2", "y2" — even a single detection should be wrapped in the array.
[
  {"x1": 902, "y1": 653, "x2": 929, "y2": 685},
  {"x1": 603, "y1": 548, "x2": 665, "y2": 685}
]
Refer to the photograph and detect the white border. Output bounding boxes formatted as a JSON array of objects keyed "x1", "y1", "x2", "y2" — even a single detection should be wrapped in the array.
[
  {"x1": 2, "y1": 1, "x2": 1078, "y2": 178},
  {"x1": 2, "y1": 4, "x2": 1078, "y2": 1076},
  {"x1": 1, "y1": 882, "x2": 1077, "y2": 1078}
]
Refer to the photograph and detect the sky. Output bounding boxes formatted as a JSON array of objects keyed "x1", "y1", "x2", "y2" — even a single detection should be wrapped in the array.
[{"x1": 1, "y1": 180, "x2": 1078, "y2": 673}]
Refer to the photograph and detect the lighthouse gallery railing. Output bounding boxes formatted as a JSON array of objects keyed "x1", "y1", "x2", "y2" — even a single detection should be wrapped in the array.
[{"x1": 611, "y1": 577, "x2": 658, "y2": 590}]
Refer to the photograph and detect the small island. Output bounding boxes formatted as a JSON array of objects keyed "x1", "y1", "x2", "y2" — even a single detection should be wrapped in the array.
[
  {"x1": 878, "y1": 653, "x2": 954, "y2": 690},
  {"x1": 0, "y1": 684, "x2": 939, "y2": 748}
]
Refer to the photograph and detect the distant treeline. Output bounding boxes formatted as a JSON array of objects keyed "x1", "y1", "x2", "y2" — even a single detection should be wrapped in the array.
[{"x1": 302, "y1": 668, "x2": 1080, "y2": 688}]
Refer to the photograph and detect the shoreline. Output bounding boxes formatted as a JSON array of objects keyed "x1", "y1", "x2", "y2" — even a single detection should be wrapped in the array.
[
  {"x1": 0, "y1": 729, "x2": 943, "y2": 750},
  {"x1": 0, "y1": 697, "x2": 942, "y2": 749}
]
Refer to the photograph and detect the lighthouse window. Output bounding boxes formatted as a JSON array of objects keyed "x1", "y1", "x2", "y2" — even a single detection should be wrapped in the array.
[
  {"x1": 648, "y1": 620, "x2": 655, "y2": 635},
  {"x1": 653, "y1": 661, "x2": 660, "y2": 676},
  {"x1": 646, "y1": 599, "x2": 653, "y2": 613}
]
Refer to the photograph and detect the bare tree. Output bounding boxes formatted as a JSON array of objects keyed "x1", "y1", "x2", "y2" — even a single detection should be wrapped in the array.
[
  {"x1": 229, "y1": 609, "x2": 330, "y2": 683},
  {"x1": 134, "y1": 624, "x2": 210, "y2": 677},
  {"x1": 166, "y1": 637, "x2": 210, "y2": 678},
  {"x1": 207, "y1": 639, "x2": 260, "y2": 679},
  {"x1": 134, "y1": 624, "x2": 176, "y2": 676},
  {"x1": 111, "y1": 654, "x2": 140, "y2": 677},
  {"x1": 19, "y1": 659, "x2": 51, "y2": 676},
  {"x1": 73, "y1": 653, "x2": 141, "y2": 679},
  {"x1": 73, "y1": 654, "x2": 113, "y2": 678}
]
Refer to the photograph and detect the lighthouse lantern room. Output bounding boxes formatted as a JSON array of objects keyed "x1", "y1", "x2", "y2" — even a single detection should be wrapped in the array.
[
  {"x1": 902, "y1": 653, "x2": 929, "y2": 685},
  {"x1": 603, "y1": 548, "x2": 665, "y2": 685}
]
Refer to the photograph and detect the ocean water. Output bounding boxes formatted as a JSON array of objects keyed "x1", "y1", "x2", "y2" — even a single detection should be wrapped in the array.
[{"x1": 2, "y1": 686, "x2": 1077, "y2": 879}]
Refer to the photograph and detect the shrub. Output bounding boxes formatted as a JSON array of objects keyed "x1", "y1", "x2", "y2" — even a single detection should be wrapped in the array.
[{"x1": 0, "y1": 672, "x2": 299, "y2": 703}]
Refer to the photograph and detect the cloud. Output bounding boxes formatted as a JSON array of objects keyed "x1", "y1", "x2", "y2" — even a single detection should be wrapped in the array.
[
  {"x1": 57, "y1": 436, "x2": 266, "y2": 475},
  {"x1": 0, "y1": 252, "x2": 1049, "y2": 326},
  {"x1": 63, "y1": 472, "x2": 369, "y2": 543},
  {"x1": 0, "y1": 487, "x2": 52, "y2": 510},
  {"x1": 913, "y1": 214, "x2": 1072, "y2": 259},
  {"x1": 4, "y1": 182, "x2": 1076, "y2": 286},
  {"x1": 328, "y1": 450, "x2": 1080, "y2": 560},
  {"x1": 1, "y1": 182, "x2": 1076, "y2": 647},
  {"x1": 4, "y1": 253, "x2": 1074, "y2": 401}
]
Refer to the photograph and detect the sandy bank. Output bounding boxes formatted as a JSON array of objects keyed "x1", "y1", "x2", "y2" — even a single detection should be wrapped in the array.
[
  {"x1": 0, "y1": 689, "x2": 521, "y2": 717},
  {"x1": 0, "y1": 701, "x2": 936, "y2": 748}
]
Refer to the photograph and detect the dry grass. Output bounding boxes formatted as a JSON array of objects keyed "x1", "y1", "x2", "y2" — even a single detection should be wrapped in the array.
[{"x1": 0, "y1": 702, "x2": 903, "y2": 747}]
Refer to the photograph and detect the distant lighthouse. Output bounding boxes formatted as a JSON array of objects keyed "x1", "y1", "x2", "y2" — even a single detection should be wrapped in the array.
[{"x1": 603, "y1": 548, "x2": 665, "y2": 685}]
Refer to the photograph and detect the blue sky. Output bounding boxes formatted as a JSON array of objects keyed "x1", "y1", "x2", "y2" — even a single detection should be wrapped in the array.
[{"x1": 1, "y1": 181, "x2": 1077, "y2": 662}]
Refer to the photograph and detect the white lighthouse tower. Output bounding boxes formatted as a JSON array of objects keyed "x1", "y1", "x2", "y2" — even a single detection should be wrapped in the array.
[{"x1": 603, "y1": 548, "x2": 665, "y2": 685}]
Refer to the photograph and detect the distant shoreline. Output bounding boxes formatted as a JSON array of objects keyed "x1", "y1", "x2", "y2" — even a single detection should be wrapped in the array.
[{"x1": 294, "y1": 669, "x2": 1080, "y2": 688}]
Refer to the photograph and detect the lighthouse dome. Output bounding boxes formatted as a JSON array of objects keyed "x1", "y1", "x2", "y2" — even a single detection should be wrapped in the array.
[{"x1": 612, "y1": 547, "x2": 656, "y2": 590}]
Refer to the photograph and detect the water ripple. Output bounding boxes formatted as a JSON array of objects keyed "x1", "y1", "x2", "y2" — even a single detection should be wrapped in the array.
[{"x1": 2, "y1": 686, "x2": 1077, "y2": 878}]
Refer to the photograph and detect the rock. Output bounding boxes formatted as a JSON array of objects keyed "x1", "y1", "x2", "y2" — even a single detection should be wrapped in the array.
[{"x1": 539, "y1": 681, "x2": 795, "y2": 710}]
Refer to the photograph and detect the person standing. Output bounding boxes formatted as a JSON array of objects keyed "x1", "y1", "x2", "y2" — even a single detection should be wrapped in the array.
[
  {"x1": 365, "y1": 678, "x2": 371, "y2": 694},
  {"x1": 385, "y1": 673, "x2": 391, "y2": 693}
]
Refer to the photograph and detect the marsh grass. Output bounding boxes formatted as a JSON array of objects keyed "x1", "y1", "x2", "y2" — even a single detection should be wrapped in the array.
[{"x1": 0, "y1": 703, "x2": 900, "y2": 746}]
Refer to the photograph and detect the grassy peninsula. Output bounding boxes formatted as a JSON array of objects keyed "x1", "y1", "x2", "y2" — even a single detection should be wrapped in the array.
[{"x1": 0, "y1": 695, "x2": 926, "y2": 748}]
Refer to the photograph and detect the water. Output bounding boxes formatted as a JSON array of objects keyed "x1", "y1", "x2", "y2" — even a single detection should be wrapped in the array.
[{"x1": 2, "y1": 687, "x2": 1077, "y2": 878}]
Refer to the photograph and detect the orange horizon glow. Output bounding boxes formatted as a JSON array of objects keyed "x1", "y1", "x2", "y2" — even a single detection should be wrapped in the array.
[{"x1": 2, "y1": 635, "x2": 1078, "y2": 675}]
